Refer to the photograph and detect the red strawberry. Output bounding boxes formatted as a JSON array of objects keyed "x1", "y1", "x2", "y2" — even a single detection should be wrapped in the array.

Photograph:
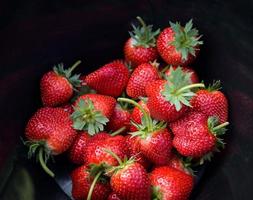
[
  {"x1": 106, "y1": 104, "x2": 131, "y2": 134},
  {"x1": 108, "y1": 192, "x2": 121, "y2": 200},
  {"x1": 124, "y1": 16, "x2": 160, "y2": 67},
  {"x1": 85, "y1": 60, "x2": 129, "y2": 97},
  {"x1": 150, "y1": 166, "x2": 194, "y2": 200},
  {"x1": 61, "y1": 103, "x2": 74, "y2": 114},
  {"x1": 130, "y1": 99, "x2": 150, "y2": 132},
  {"x1": 72, "y1": 94, "x2": 116, "y2": 135},
  {"x1": 167, "y1": 154, "x2": 193, "y2": 175},
  {"x1": 40, "y1": 60, "x2": 81, "y2": 107},
  {"x1": 125, "y1": 135, "x2": 151, "y2": 169},
  {"x1": 190, "y1": 81, "x2": 228, "y2": 123},
  {"x1": 69, "y1": 131, "x2": 90, "y2": 164},
  {"x1": 118, "y1": 98, "x2": 172, "y2": 166},
  {"x1": 146, "y1": 67, "x2": 205, "y2": 122},
  {"x1": 171, "y1": 111, "x2": 229, "y2": 161},
  {"x1": 85, "y1": 135, "x2": 128, "y2": 167},
  {"x1": 126, "y1": 62, "x2": 161, "y2": 98},
  {"x1": 71, "y1": 165, "x2": 111, "y2": 200},
  {"x1": 164, "y1": 66, "x2": 199, "y2": 84},
  {"x1": 157, "y1": 20, "x2": 203, "y2": 66},
  {"x1": 25, "y1": 107, "x2": 77, "y2": 177}
]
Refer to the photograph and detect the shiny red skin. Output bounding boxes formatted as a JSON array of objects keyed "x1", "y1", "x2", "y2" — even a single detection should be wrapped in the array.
[
  {"x1": 61, "y1": 103, "x2": 74, "y2": 114},
  {"x1": 150, "y1": 166, "x2": 194, "y2": 200},
  {"x1": 106, "y1": 104, "x2": 131, "y2": 134},
  {"x1": 164, "y1": 66, "x2": 199, "y2": 84},
  {"x1": 140, "y1": 128, "x2": 172, "y2": 166},
  {"x1": 75, "y1": 94, "x2": 116, "y2": 119},
  {"x1": 171, "y1": 111, "x2": 216, "y2": 158},
  {"x1": 85, "y1": 135, "x2": 128, "y2": 166},
  {"x1": 190, "y1": 89, "x2": 228, "y2": 123},
  {"x1": 71, "y1": 165, "x2": 111, "y2": 200},
  {"x1": 69, "y1": 132, "x2": 90, "y2": 164},
  {"x1": 25, "y1": 107, "x2": 77, "y2": 155},
  {"x1": 125, "y1": 135, "x2": 151, "y2": 169},
  {"x1": 111, "y1": 162, "x2": 151, "y2": 200},
  {"x1": 40, "y1": 71, "x2": 73, "y2": 107},
  {"x1": 167, "y1": 155, "x2": 191, "y2": 175},
  {"x1": 146, "y1": 80, "x2": 188, "y2": 122},
  {"x1": 85, "y1": 60, "x2": 129, "y2": 97},
  {"x1": 124, "y1": 38, "x2": 158, "y2": 68},
  {"x1": 130, "y1": 100, "x2": 150, "y2": 132},
  {"x1": 107, "y1": 192, "x2": 121, "y2": 200},
  {"x1": 157, "y1": 27, "x2": 197, "y2": 66},
  {"x1": 126, "y1": 63, "x2": 161, "y2": 98}
]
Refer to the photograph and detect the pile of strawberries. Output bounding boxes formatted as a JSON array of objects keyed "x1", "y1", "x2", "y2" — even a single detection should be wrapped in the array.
[{"x1": 24, "y1": 17, "x2": 229, "y2": 200}]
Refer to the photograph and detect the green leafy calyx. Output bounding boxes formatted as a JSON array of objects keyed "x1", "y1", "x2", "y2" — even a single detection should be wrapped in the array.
[
  {"x1": 170, "y1": 19, "x2": 203, "y2": 61},
  {"x1": 152, "y1": 186, "x2": 163, "y2": 200},
  {"x1": 71, "y1": 99, "x2": 109, "y2": 135},
  {"x1": 129, "y1": 16, "x2": 160, "y2": 48},
  {"x1": 162, "y1": 67, "x2": 205, "y2": 111}
]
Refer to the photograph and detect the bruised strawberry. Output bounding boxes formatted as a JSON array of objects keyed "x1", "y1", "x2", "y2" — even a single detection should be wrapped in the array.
[
  {"x1": 157, "y1": 20, "x2": 203, "y2": 66},
  {"x1": 40, "y1": 60, "x2": 81, "y2": 107},
  {"x1": 107, "y1": 104, "x2": 131, "y2": 134},
  {"x1": 146, "y1": 67, "x2": 205, "y2": 122},
  {"x1": 190, "y1": 81, "x2": 228, "y2": 123},
  {"x1": 85, "y1": 60, "x2": 129, "y2": 97},
  {"x1": 126, "y1": 62, "x2": 161, "y2": 98},
  {"x1": 150, "y1": 166, "x2": 194, "y2": 200},
  {"x1": 171, "y1": 111, "x2": 229, "y2": 162},
  {"x1": 124, "y1": 16, "x2": 160, "y2": 67},
  {"x1": 69, "y1": 132, "x2": 90, "y2": 164},
  {"x1": 25, "y1": 107, "x2": 77, "y2": 177},
  {"x1": 71, "y1": 165, "x2": 111, "y2": 200},
  {"x1": 72, "y1": 94, "x2": 116, "y2": 135}
]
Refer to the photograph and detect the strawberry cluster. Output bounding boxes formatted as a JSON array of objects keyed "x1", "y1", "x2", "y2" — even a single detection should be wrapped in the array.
[{"x1": 24, "y1": 17, "x2": 229, "y2": 200}]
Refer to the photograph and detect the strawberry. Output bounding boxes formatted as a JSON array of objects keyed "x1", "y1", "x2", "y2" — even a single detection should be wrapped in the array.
[
  {"x1": 146, "y1": 67, "x2": 205, "y2": 122},
  {"x1": 157, "y1": 19, "x2": 203, "y2": 66},
  {"x1": 118, "y1": 98, "x2": 172, "y2": 166},
  {"x1": 124, "y1": 16, "x2": 160, "y2": 67},
  {"x1": 71, "y1": 165, "x2": 111, "y2": 200},
  {"x1": 24, "y1": 107, "x2": 77, "y2": 177},
  {"x1": 71, "y1": 94, "x2": 116, "y2": 135},
  {"x1": 167, "y1": 154, "x2": 193, "y2": 175},
  {"x1": 171, "y1": 111, "x2": 229, "y2": 162},
  {"x1": 164, "y1": 66, "x2": 199, "y2": 84},
  {"x1": 190, "y1": 81, "x2": 228, "y2": 123},
  {"x1": 106, "y1": 104, "x2": 131, "y2": 134},
  {"x1": 61, "y1": 103, "x2": 74, "y2": 114},
  {"x1": 85, "y1": 60, "x2": 129, "y2": 97},
  {"x1": 150, "y1": 166, "x2": 194, "y2": 200},
  {"x1": 126, "y1": 61, "x2": 161, "y2": 98},
  {"x1": 108, "y1": 192, "x2": 121, "y2": 200},
  {"x1": 125, "y1": 135, "x2": 151, "y2": 169},
  {"x1": 40, "y1": 60, "x2": 81, "y2": 107},
  {"x1": 69, "y1": 131, "x2": 90, "y2": 164}
]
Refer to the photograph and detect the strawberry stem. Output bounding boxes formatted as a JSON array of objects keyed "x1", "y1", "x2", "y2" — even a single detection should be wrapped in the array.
[
  {"x1": 213, "y1": 122, "x2": 229, "y2": 131},
  {"x1": 111, "y1": 126, "x2": 126, "y2": 136},
  {"x1": 104, "y1": 149, "x2": 123, "y2": 166},
  {"x1": 136, "y1": 16, "x2": 146, "y2": 30},
  {"x1": 176, "y1": 83, "x2": 205, "y2": 94},
  {"x1": 68, "y1": 60, "x2": 82, "y2": 75},
  {"x1": 87, "y1": 171, "x2": 103, "y2": 200},
  {"x1": 38, "y1": 148, "x2": 55, "y2": 178}
]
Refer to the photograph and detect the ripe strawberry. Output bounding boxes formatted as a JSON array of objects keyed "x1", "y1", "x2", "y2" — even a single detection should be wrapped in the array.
[
  {"x1": 150, "y1": 166, "x2": 194, "y2": 200},
  {"x1": 25, "y1": 107, "x2": 77, "y2": 177},
  {"x1": 72, "y1": 94, "x2": 116, "y2": 135},
  {"x1": 69, "y1": 131, "x2": 90, "y2": 164},
  {"x1": 85, "y1": 60, "x2": 129, "y2": 97},
  {"x1": 85, "y1": 135, "x2": 128, "y2": 167},
  {"x1": 157, "y1": 20, "x2": 203, "y2": 66},
  {"x1": 118, "y1": 98, "x2": 172, "y2": 166},
  {"x1": 164, "y1": 66, "x2": 199, "y2": 83},
  {"x1": 40, "y1": 60, "x2": 81, "y2": 107},
  {"x1": 125, "y1": 135, "x2": 151, "y2": 169},
  {"x1": 124, "y1": 16, "x2": 160, "y2": 67},
  {"x1": 171, "y1": 111, "x2": 229, "y2": 162},
  {"x1": 106, "y1": 104, "x2": 131, "y2": 134},
  {"x1": 71, "y1": 165, "x2": 111, "y2": 200},
  {"x1": 61, "y1": 103, "x2": 74, "y2": 114},
  {"x1": 146, "y1": 67, "x2": 205, "y2": 122},
  {"x1": 108, "y1": 192, "x2": 121, "y2": 200},
  {"x1": 190, "y1": 81, "x2": 228, "y2": 123},
  {"x1": 126, "y1": 62, "x2": 161, "y2": 98},
  {"x1": 167, "y1": 154, "x2": 193, "y2": 175}
]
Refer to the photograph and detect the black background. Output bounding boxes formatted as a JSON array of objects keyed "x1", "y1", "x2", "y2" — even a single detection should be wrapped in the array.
[{"x1": 0, "y1": 0, "x2": 253, "y2": 199}]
